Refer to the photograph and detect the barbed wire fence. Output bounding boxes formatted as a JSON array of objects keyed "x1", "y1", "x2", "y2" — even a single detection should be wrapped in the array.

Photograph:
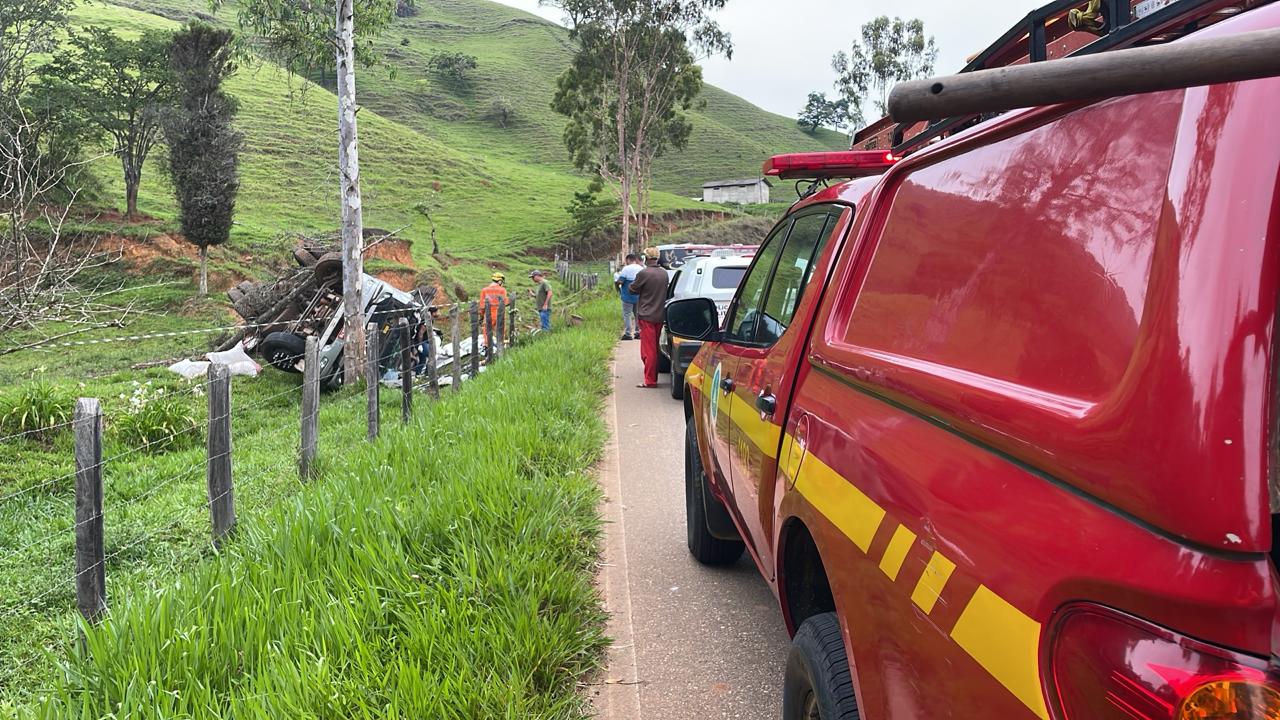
[{"x1": 0, "y1": 295, "x2": 546, "y2": 694}]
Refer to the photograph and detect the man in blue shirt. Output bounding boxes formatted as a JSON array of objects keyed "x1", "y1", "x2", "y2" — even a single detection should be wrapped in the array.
[{"x1": 614, "y1": 253, "x2": 642, "y2": 340}]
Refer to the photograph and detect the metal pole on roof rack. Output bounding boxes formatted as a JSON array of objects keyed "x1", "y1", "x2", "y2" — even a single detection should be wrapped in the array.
[{"x1": 888, "y1": 26, "x2": 1280, "y2": 124}]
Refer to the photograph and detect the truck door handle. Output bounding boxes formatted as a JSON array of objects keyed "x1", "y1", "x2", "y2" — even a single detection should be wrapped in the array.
[
  {"x1": 721, "y1": 377, "x2": 735, "y2": 394},
  {"x1": 756, "y1": 392, "x2": 776, "y2": 416}
]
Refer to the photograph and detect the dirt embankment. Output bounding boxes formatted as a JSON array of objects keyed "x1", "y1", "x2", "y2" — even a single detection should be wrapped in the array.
[{"x1": 113, "y1": 233, "x2": 256, "y2": 291}]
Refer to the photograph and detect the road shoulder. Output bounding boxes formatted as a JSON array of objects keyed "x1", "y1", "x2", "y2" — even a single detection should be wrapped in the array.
[{"x1": 590, "y1": 355, "x2": 643, "y2": 719}]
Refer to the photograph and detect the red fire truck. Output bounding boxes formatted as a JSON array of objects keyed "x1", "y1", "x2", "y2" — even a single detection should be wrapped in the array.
[{"x1": 667, "y1": 1, "x2": 1280, "y2": 718}]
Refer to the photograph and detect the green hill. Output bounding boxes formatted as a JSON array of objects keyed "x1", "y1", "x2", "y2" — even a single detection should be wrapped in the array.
[{"x1": 78, "y1": 0, "x2": 847, "y2": 287}]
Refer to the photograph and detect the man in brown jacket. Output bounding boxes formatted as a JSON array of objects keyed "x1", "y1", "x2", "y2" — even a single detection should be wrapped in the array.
[{"x1": 627, "y1": 252, "x2": 671, "y2": 388}]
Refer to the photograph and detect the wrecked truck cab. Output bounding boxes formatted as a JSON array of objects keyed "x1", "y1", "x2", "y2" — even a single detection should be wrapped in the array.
[{"x1": 311, "y1": 276, "x2": 421, "y2": 390}]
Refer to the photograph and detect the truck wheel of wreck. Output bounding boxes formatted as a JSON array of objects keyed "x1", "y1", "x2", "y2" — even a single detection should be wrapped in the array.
[
  {"x1": 227, "y1": 287, "x2": 245, "y2": 304},
  {"x1": 314, "y1": 253, "x2": 343, "y2": 284},
  {"x1": 293, "y1": 247, "x2": 318, "y2": 267},
  {"x1": 259, "y1": 332, "x2": 307, "y2": 374},
  {"x1": 686, "y1": 419, "x2": 745, "y2": 565},
  {"x1": 783, "y1": 613, "x2": 860, "y2": 720}
]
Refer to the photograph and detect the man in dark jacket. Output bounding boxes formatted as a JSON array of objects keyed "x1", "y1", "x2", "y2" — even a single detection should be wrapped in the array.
[{"x1": 627, "y1": 252, "x2": 671, "y2": 388}]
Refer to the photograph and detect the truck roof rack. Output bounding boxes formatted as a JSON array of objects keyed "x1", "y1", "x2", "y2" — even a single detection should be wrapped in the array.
[{"x1": 849, "y1": 0, "x2": 1265, "y2": 156}]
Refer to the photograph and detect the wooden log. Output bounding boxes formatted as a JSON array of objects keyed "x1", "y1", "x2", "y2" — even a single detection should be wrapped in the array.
[
  {"x1": 206, "y1": 364, "x2": 236, "y2": 546},
  {"x1": 399, "y1": 317, "x2": 412, "y2": 424},
  {"x1": 300, "y1": 336, "x2": 319, "y2": 480},
  {"x1": 73, "y1": 398, "x2": 106, "y2": 624},
  {"x1": 365, "y1": 322, "x2": 379, "y2": 441},
  {"x1": 889, "y1": 27, "x2": 1280, "y2": 124}
]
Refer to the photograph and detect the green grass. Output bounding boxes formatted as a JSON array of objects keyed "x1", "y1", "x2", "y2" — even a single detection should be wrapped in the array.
[{"x1": 20, "y1": 298, "x2": 617, "y2": 719}]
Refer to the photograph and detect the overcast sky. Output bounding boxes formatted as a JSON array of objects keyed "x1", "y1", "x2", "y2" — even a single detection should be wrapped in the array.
[{"x1": 490, "y1": 0, "x2": 1047, "y2": 119}]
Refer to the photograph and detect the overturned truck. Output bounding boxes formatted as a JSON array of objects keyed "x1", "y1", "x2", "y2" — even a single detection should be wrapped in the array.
[{"x1": 226, "y1": 244, "x2": 428, "y2": 389}]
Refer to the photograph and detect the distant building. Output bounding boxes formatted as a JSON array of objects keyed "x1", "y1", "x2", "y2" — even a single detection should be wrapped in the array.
[{"x1": 701, "y1": 178, "x2": 771, "y2": 205}]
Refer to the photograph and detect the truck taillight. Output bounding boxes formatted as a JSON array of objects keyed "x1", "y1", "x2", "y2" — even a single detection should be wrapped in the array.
[{"x1": 1048, "y1": 604, "x2": 1280, "y2": 720}]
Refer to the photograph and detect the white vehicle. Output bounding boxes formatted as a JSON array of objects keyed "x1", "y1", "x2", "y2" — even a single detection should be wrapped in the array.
[{"x1": 660, "y1": 249, "x2": 752, "y2": 400}]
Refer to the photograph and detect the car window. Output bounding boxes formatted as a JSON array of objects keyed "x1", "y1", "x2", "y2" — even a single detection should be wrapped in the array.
[
  {"x1": 724, "y1": 221, "x2": 790, "y2": 344},
  {"x1": 755, "y1": 213, "x2": 833, "y2": 345},
  {"x1": 668, "y1": 270, "x2": 683, "y2": 300},
  {"x1": 711, "y1": 266, "x2": 747, "y2": 290}
]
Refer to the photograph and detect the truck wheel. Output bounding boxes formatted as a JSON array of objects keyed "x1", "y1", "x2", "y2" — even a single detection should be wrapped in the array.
[
  {"x1": 783, "y1": 613, "x2": 861, "y2": 720},
  {"x1": 293, "y1": 247, "x2": 318, "y2": 267},
  {"x1": 685, "y1": 420, "x2": 744, "y2": 565},
  {"x1": 671, "y1": 370, "x2": 685, "y2": 400},
  {"x1": 259, "y1": 332, "x2": 307, "y2": 374}
]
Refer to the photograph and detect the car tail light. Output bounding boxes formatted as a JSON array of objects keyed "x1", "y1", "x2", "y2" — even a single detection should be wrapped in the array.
[{"x1": 1048, "y1": 604, "x2": 1280, "y2": 720}]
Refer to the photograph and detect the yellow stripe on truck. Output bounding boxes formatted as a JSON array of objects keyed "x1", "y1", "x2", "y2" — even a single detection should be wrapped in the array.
[
  {"x1": 878, "y1": 524, "x2": 916, "y2": 581},
  {"x1": 909, "y1": 551, "x2": 956, "y2": 614},
  {"x1": 729, "y1": 392, "x2": 781, "y2": 460},
  {"x1": 790, "y1": 438, "x2": 1048, "y2": 719},
  {"x1": 793, "y1": 452, "x2": 885, "y2": 553},
  {"x1": 950, "y1": 586, "x2": 1050, "y2": 720}
]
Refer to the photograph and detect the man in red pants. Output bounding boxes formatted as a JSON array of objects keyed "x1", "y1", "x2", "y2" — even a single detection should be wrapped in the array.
[{"x1": 627, "y1": 251, "x2": 671, "y2": 388}]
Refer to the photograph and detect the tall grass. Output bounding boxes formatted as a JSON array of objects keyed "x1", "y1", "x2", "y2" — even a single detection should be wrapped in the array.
[{"x1": 30, "y1": 299, "x2": 617, "y2": 719}]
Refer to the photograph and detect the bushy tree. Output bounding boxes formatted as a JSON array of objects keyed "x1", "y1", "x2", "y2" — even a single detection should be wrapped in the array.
[
  {"x1": 44, "y1": 27, "x2": 176, "y2": 219},
  {"x1": 833, "y1": 16, "x2": 937, "y2": 122},
  {"x1": 163, "y1": 22, "x2": 243, "y2": 296},
  {"x1": 565, "y1": 177, "x2": 620, "y2": 245},
  {"x1": 797, "y1": 91, "x2": 849, "y2": 133},
  {"x1": 545, "y1": 0, "x2": 730, "y2": 254},
  {"x1": 427, "y1": 51, "x2": 478, "y2": 83},
  {"x1": 485, "y1": 96, "x2": 515, "y2": 128}
]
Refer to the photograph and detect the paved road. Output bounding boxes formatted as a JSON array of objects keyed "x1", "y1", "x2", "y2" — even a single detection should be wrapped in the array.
[{"x1": 593, "y1": 342, "x2": 790, "y2": 720}]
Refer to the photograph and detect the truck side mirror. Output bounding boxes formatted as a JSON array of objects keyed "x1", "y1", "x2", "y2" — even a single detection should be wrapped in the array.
[{"x1": 666, "y1": 297, "x2": 720, "y2": 342}]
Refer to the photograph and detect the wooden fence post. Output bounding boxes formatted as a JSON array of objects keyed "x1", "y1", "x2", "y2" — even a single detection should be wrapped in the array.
[
  {"x1": 300, "y1": 336, "x2": 319, "y2": 480},
  {"x1": 450, "y1": 304, "x2": 462, "y2": 392},
  {"x1": 73, "y1": 398, "x2": 105, "y2": 624},
  {"x1": 484, "y1": 298, "x2": 494, "y2": 363},
  {"x1": 399, "y1": 317, "x2": 412, "y2": 424},
  {"x1": 508, "y1": 298, "x2": 517, "y2": 347},
  {"x1": 365, "y1": 322, "x2": 380, "y2": 441},
  {"x1": 469, "y1": 301, "x2": 480, "y2": 378},
  {"x1": 424, "y1": 311, "x2": 440, "y2": 400},
  {"x1": 207, "y1": 364, "x2": 235, "y2": 546},
  {"x1": 495, "y1": 297, "x2": 506, "y2": 358}
]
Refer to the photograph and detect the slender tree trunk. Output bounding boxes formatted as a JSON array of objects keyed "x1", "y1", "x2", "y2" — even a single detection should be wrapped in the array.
[
  {"x1": 618, "y1": 173, "x2": 632, "y2": 257},
  {"x1": 125, "y1": 178, "x2": 139, "y2": 220},
  {"x1": 199, "y1": 244, "x2": 208, "y2": 296},
  {"x1": 336, "y1": 0, "x2": 367, "y2": 379}
]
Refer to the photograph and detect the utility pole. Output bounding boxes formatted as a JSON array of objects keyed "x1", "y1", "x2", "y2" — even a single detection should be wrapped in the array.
[{"x1": 336, "y1": 0, "x2": 366, "y2": 379}]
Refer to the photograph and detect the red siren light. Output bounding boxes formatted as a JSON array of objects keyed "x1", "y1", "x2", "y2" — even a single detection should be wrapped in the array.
[{"x1": 762, "y1": 150, "x2": 900, "y2": 180}]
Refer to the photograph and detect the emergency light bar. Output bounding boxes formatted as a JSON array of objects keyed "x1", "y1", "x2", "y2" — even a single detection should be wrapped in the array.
[{"x1": 762, "y1": 151, "x2": 899, "y2": 180}]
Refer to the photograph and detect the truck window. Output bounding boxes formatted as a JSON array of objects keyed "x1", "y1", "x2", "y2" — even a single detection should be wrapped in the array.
[
  {"x1": 710, "y1": 266, "x2": 746, "y2": 290},
  {"x1": 724, "y1": 221, "x2": 791, "y2": 344},
  {"x1": 755, "y1": 212, "x2": 833, "y2": 345}
]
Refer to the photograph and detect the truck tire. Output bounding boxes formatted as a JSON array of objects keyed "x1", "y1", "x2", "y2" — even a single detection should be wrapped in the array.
[
  {"x1": 293, "y1": 247, "x2": 318, "y2": 267},
  {"x1": 685, "y1": 420, "x2": 745, "y2": 566},
  {"x1": 783, "y1": 613, "x2": 861, "y2": 720},
  {"x1": 314, "y1": 252, "x2": 343, "y2": 285},
  {"x1": 671, "y1": 370, "x2": 685, "y2": 400},
  {"x1": 259, "y1": 332, "x2": 307, "y2": 374},
  {"x1": 658, "y1": 351, "x2": 672, "y2": 374},
  {"x1": 227, "y1": 287, "x2": 245, "y2": 304}
]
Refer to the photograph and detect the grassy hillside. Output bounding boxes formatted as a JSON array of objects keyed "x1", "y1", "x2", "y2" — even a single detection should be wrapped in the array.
[
  {"x1": 99, "y1": 0, "x2": 844, "y2": 214},
  {"x1": 76, "y1": 2, "x2": 657, "y2": 293}
]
